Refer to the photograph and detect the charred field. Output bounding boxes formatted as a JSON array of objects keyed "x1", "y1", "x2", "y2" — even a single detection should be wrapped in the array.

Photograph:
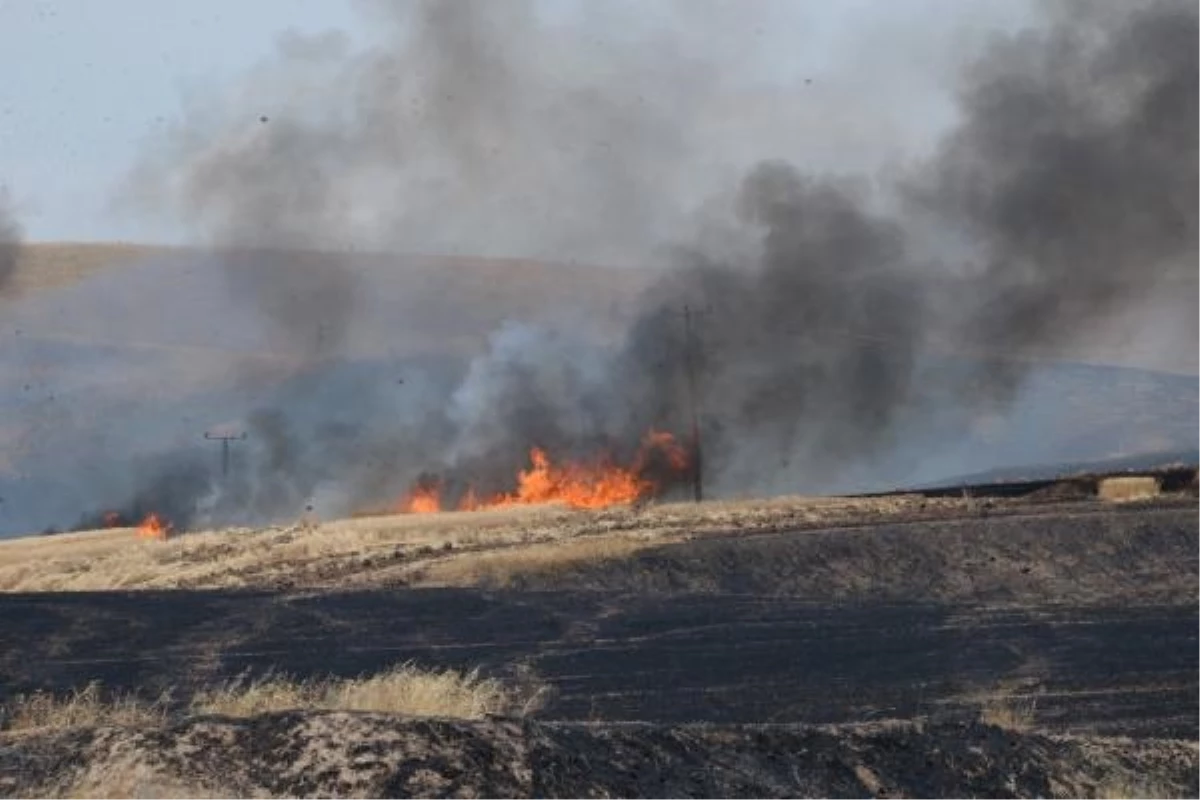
[{"x1": 1, "y1": 480, "x2": 1197, "y2": 798}]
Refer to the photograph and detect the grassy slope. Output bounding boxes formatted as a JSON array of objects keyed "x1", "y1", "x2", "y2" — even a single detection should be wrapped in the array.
[
  {"x1": 3, "y1": 241, "x2": 650, "y2": 310},
  {"x1": 3, "y1": 242, "x2": 171, "y2": 295},
  {"x1": 0, "y1": 243, "x2": 650, "y2": 368},
  {"x1": 0, "y1": 496, "x2": 933, "y2": 592},
  {"x1": 1, "y1": 491, "x2": 1195, "y2": 601}
]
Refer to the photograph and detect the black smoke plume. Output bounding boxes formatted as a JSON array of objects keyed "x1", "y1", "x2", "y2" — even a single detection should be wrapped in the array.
[{"x1": 41, "y1": 0, "x2": 1200, "y2": 533}]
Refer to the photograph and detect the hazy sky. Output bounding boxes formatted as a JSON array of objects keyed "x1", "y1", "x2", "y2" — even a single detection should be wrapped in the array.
[
  {"x1": 0, "y1": 0, "x2": 1035, "y2": 244},
  {"x1": 0, "y1": 0, "x2": 366, "y2": 242}
]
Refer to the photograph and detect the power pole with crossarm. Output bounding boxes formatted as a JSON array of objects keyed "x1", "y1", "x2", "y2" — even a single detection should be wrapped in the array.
[
  {"x1": 204, "y1": 431, "x2": 247, "y2": 477},
  {"x1": 681, "y1": 304, "x2": 711, "y2": 503}
]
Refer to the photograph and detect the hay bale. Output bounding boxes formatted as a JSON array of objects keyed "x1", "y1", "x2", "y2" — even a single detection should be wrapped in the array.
[{"x1": 1097, "y1": 476, "x2": 1161, "y2": 503}]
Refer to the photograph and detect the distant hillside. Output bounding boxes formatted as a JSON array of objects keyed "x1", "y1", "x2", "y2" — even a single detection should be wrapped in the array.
[
  {"x1": 1, "y1": 243, "x2": 656, "y2": 361},
  {"x1": 5, "y1": 241, "x2": 653, "y2": 304},
  {"x1": 5, "y1": 242, "x2": 175, "y2": 295}
]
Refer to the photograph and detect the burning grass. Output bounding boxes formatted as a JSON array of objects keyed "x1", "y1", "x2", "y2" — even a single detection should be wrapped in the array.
[{"x1": 396, "y1": 429, "x2": 690, "y2": 513}]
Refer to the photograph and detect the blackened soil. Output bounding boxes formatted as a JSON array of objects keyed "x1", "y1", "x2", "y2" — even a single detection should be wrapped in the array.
[
  {"x1": 2, "y1": 714, "x2": 1197, "y2": 799},
  {"x1": 0, "y1": 505, "x2": 1195, "y2": 740},
  {"x1": 1, "y1": 593, "x2": 1194, "y2": 738}
]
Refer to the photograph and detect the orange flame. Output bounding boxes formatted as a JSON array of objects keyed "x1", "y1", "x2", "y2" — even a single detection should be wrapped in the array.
[
  {"x1": 398, "y1": 429, "x2": 689, "y2": 514},
  {"x1": 136, "y1": 513, "x2": 171, "y2": 541},
  {"x1": 485, "y1": 447, "x2": 651, "y2": 509},
  {"x1": 399, "y1": 481, "x2": 443, "y2": 514}
]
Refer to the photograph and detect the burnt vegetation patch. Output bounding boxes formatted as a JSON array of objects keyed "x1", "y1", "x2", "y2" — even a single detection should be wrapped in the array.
[
  {"x1": 507, "y1": 505, "x2": 1198, "y2": 605},
  {"x1": 2, "y1": 715, "x2": 1196, "y2": 799}
]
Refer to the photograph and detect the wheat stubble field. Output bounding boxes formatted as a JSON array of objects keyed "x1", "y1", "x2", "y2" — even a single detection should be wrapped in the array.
[
  {"x1": 0, "y1": 245, "x2": 1197, "y2": 797},
  {"x1": 0, "y1": 477, "x2": 1197, "y2": 798}
]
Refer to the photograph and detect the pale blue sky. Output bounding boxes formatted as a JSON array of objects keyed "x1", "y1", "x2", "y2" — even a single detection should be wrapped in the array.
[
  {"x1": 0, "y1": 0, "x2": 1034, "y2": 245},
  {"x1": 0, "y1": 0, "x2": 366, "y2": 242}
]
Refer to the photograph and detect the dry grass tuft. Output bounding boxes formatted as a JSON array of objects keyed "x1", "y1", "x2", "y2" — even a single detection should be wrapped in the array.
[
  {"x1": 58, "y1": 762, "x2": 234, "y2": 800},
  {"x1": 2, "y1": 682, "x2": 168, "y2": 732},
  {"x1": 1097, "y1": 476, "x2": 1161, "y2": 503},
  {"x1": 419, "y1": 534, "x2": 651, "y2": 587},
  {"x1": 192, "y1": 662, "x2": 546, "y2": 720},
  {"x1": 977, "y1": 694, "x2": 1038, "y2": 731},
  {"x1": 3, "y1": 663, "x2": 543, "y2": 739},
  {"x1": 1091, "y1": 775, "x2": 1187, "y2": 799}
]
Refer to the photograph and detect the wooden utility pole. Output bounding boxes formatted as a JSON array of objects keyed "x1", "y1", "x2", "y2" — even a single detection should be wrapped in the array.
[
  {"x1": 204, "y1": 431, "x2": 247, "y2": 477},
  {"x1": 681, "y1": 304, "x2": 711, "y2": 503}
]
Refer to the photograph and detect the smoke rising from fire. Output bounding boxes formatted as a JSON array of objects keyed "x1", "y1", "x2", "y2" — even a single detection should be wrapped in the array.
[
  {"x1": 603, "y1": 0, "x2": 1200, "y2": 490},
  {"x1": 16, "y1": 0, "x2": 1197, "y2": 533}
]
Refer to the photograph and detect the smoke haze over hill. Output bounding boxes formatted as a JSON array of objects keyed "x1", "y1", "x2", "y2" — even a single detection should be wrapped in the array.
[{"x1": 0, "y1": 0, "x2": 1195, "y2": 535}]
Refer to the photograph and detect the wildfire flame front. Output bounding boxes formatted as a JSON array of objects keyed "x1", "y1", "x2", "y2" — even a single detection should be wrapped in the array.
[{"x1": 396, "y1": 429, "x2": 690, "y2": 514}]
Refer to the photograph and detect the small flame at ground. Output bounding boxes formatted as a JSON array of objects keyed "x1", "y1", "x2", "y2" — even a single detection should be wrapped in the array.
[
  {"x1": 397, "y1": 429, "x2": 690, "y2": 514},
  {"x1": 103, "y1": 511, "x2": 122, "y2": 528},
  {"x1": 136, "y1": 513, "x2": 172, "y2": 540}
]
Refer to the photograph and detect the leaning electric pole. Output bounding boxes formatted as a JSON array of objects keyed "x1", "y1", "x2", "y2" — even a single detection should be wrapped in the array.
[{"x1": 681, "y1": 304, "x2": 711, "y2": 503}]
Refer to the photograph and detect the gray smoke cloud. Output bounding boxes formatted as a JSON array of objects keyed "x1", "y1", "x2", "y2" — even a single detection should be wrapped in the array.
[
  {"x1": 57, "y1": 0, "x2": 1197, "y2": 531},
  {"x1": 420, "y1": 0, "x2": 1198, "y2": 497},
  {"x1": 917, "y1": 0, "x2": 1198, "y2": 357}
]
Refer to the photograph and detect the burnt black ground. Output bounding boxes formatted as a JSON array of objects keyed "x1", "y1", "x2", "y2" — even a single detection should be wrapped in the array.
[
  {"x1": 1, "y1": 504, "x2": 1196, "y2": 740},
  {"x1": 4, "y1": 714, "x2": 1198, "y2": 799},
  {"x1": 1, "y1": 501, "x2": 1197, "y2": 798},
  {"x1": 0, "y1": 592, "x2": 1194, "y2": 736}
]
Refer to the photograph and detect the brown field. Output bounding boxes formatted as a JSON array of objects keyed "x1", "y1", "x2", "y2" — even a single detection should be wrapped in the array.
[
  {"x1": 1, "y1": 242, "x2": 173, "y2": 296},
  {"x1": 0, "y1": 484, "x2": 1196, "y2": 798},
  {"x1": 0, "y1": 493, "x2": 992, "y2": 593},
  {"x1": 4, "y1": 484, "x2": 1195, "y2": 604},
  {"x1": 1, "y1": 242, "x2": 650, "y2": 318}
]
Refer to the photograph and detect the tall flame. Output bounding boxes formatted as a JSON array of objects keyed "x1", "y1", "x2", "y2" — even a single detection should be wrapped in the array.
[
  {"x1": 484, "y1": 447, "x2": 651, "y2": 510},
  {"x1": 399, "y1": 481, "x2": 442, "y2": 514},
  {"x1": 396, "y1": 429, "x2": 689, "y2": 514}
]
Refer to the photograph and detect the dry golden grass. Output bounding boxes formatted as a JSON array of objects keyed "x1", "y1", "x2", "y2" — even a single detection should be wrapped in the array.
[
  {"x1": 192, "y1": 663, "x2": 545, "y2": 720},
  {"x1": 418, "y1": 534, "x2": 652, "y2": 587},
  {"x1": 0, "y1": 494, "x2": 957, "y2": 593},
  {"x1": 2, "y1": 242, "x2": 174, "y2": 296},
  {"x1": 58, "y1": 763, "x2": 235, "y2": 800},
  {"x1": 1092, "y1": 777, "x2": 1185, "y2": 800},
  {"x1": 2, "y1": 682, "x2": 168, "y2": 732},
  {"x1": 1097, "y1": 476, "x2": 1161, "y2": 503},
  {"x1": 2, "y1": 663, "x2": 543, "y2": 737},
  {"x1": 978, "y1": 695, "x2": 1039, "y2": 731}
]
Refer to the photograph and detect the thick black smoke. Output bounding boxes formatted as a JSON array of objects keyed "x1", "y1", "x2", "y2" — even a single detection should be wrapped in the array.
[
  {"x1": 71, "y1": 0, "x2": 1199, "y2": 531},
  {"x1": 917, "y1": 0, "x2": 1198, "y2": 357},
  {"x1": 416, "y1": 0, "x2": 1198, "y2": 497}
]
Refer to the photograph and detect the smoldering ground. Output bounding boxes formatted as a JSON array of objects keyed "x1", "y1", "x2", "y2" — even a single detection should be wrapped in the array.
[{"x1": 2, "y1": 0, "x2": 1196, "y2": 536}]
